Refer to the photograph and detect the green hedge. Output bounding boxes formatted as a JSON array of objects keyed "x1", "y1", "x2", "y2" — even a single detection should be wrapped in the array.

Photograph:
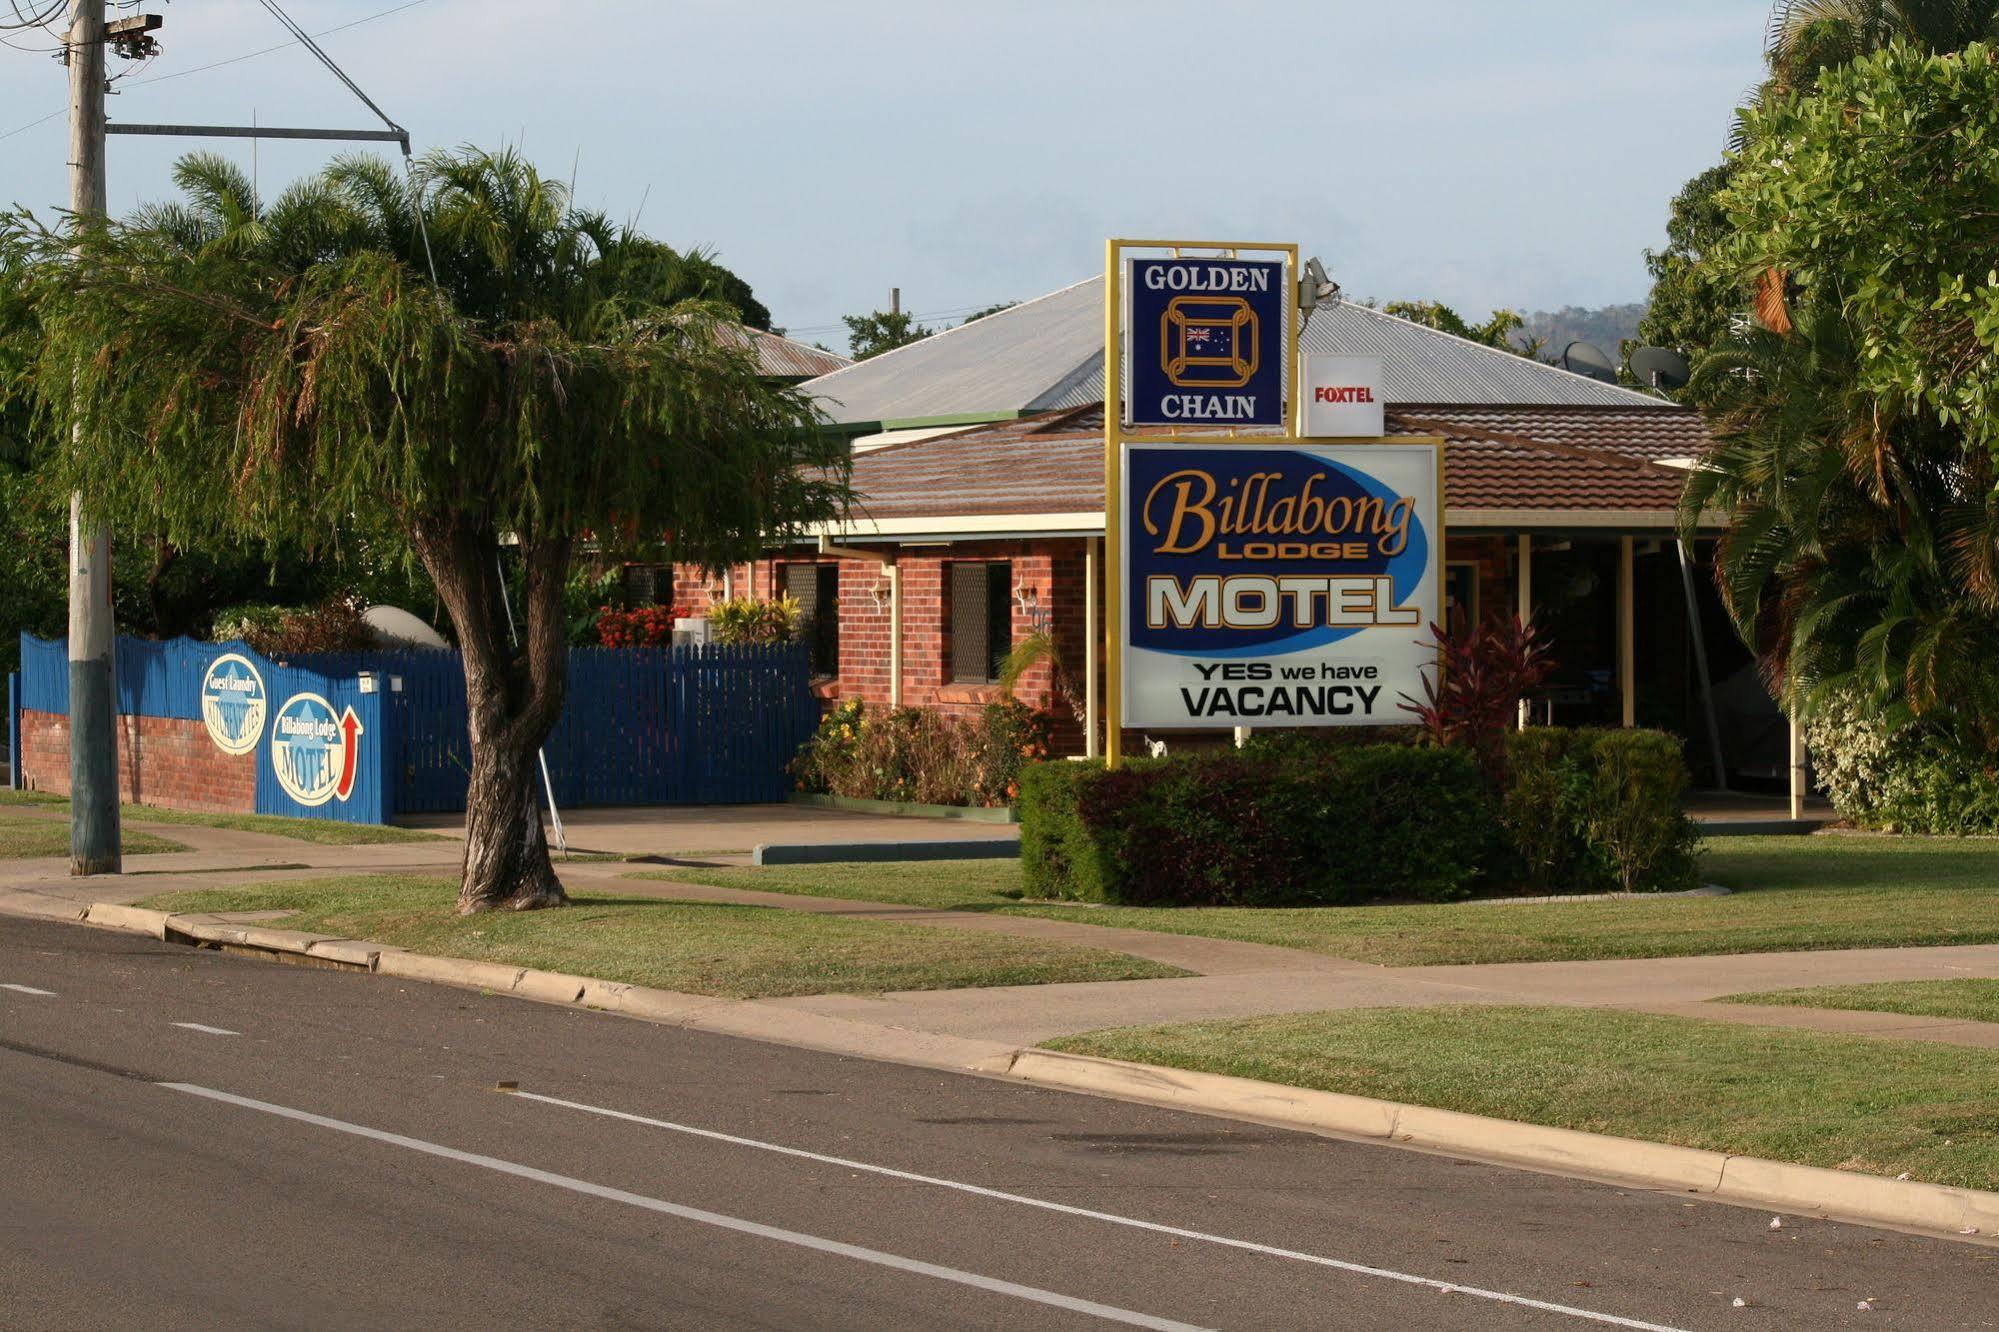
[
  {"x1": 1020, "y1": 729, "x2": 1700, "y2": 907},
  {"x1": 1020, "y1": 746, "x2": 1494, "y2": 906}
]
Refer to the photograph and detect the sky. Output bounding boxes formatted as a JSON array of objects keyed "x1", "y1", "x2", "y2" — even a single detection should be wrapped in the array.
[{"x1": 0, "y1": 1, "x2": 1769, "y2": 348}]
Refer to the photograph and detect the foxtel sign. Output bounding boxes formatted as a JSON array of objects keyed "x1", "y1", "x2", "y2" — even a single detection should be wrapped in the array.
[
  {"x1": 1120, "y1": 440, "x2": 1442, "y2": 728},
  {"x1": 1304, "y1": 354, "x2": 1386, "y2": 437}
]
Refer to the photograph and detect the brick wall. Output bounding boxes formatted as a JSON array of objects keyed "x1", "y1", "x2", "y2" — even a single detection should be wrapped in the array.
[
  {"x1": 670, "y1": 538, "x2": 1099, "y2": 755},
  {"x1": 19, "y1": 709, "x2": 257, "y2": 814}
]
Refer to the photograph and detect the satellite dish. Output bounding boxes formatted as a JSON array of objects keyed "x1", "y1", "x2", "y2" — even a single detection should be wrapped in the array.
[
  {"x1": 363, "y1": 605, "x2": 449, "y2": 650},
  {"x1": 1561, "y1": 341, "x2": 1618, "y2": 385},
  {"x1": 1628, "y1": 345, "x2": 1692, "y2": 391}
]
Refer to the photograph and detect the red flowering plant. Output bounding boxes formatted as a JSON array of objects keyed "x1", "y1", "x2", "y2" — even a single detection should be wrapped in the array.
[
  {"x1": 596, "y1": 603, "x2": 692, "y2": 647},
  {"x1": 1399, "y1": 612, "x2": 1555, "y2": 788}
]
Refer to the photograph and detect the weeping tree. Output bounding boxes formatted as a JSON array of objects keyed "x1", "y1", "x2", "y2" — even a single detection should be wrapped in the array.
[{"x1": 1, "y1": 148, "x2": 847, "y2": 912}]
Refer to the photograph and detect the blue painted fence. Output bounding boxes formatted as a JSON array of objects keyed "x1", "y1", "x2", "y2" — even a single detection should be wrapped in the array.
[{"x1": 17, "y1": 633, "x2": 818, "y2": 820}]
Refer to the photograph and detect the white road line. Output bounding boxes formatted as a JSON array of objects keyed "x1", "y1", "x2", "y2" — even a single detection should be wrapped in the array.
[
  {"x1": 514, "y1": 1089, "x2": 1690, "y2": 1332},
  {"x1": 0, "y1": 983, "x2": 56, "y2": 996},
  {"x1": 157, "y1": 1082, "x2": 1205, "y2": 1332},
  {"x1": 171, "y1": 1023, "x2": 240, "y2": 1037}
]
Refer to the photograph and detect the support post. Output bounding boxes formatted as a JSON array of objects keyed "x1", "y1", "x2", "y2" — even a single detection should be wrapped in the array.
[
  {"x1": 1084, "y1": 536, "x2": 1100, "y2": 759},
  {"x1": 1676, "y1": 538, "x2": 1729, "y2": 791},
  {"x1": 1103, "y1": 241, "x2": 1123, "y2": 769},
  {"x1": 1618, "y1": 535, "x2": 1636, "y2": 728},
  {"x1": 1515, "y1": 533, "x2": 1532, "y2": 730},
  {"x1": 67, "y1": 0, "x2": 120, "y2": 875},
  {"x1": 1789, "y1": 714, "x2": 1807, "y2": 822},
  {"x1": 887, "y1": 561, "x2": 902, "y2": 708}
]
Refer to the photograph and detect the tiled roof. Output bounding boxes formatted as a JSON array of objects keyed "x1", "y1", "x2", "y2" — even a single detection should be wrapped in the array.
[
  {"x1": 804, "y1": 276, "x2": 1665, "y2": 424},
  {"x1": 838, "y1": 402, "x2": 1703, "y2": 529}
]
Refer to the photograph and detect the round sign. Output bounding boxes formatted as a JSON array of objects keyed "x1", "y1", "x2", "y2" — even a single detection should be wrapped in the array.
[
  {"x1": 199, "y1": 653, "x2": 267, "y2": 756},
  {"x1": 270, "y1": 692, "x2": 351, "y2": 807}
]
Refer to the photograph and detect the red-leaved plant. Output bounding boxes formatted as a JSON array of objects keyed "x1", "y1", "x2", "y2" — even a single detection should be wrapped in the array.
[
  {"x1": 596, "y1": 604, "x2": 692, "y2": 648},
  {"x1": 1400, "y1": 612, "x2": 1555, "y2": 786}
]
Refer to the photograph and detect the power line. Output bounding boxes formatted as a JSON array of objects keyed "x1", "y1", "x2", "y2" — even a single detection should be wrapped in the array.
[
  {"x1": 130, "y1": 0, "x2": 429, "y2": 88},
  {"x1": 0, "y1": 0, "x2": 431, "y2": 140}
]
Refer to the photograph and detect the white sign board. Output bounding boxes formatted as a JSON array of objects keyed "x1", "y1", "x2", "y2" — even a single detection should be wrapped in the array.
[
  {"x1": 1304, "y1": 354, "x2": 1386, "y2": 437},
  {"x1": 1121, "y1": 438, "x2": 1442, "y2": 729}
]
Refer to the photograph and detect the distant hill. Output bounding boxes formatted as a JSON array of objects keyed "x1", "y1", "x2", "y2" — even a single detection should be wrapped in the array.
[{"x1": 1512, "y1": 303, "x2": 1648, "y2": 359}]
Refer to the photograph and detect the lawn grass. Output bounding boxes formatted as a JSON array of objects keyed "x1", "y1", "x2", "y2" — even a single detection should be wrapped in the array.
[
  {"x1": 0, "y1": 808, "x2": 184, "y2": 858},
  {"x1": 134, "y1": 874, "x2": 1184, "y2": 999},
  {"x1": 0, "y1": 789, "x2": 444, "y2": 846},
  {"x1": 1045, "y1": 1006, "x2": 1999, "y2": 1192},
  {"x1": 1722, "y1": 979, "x2": 1999, "y2": 1025},
  {"x1": 657, "y1": 833, "x2": 1999, "y2": 966}
]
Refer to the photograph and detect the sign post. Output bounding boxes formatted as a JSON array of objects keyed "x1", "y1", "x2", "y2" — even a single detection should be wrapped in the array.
[{"x1": 1103, "y1": 240, "x2": 1442, "y2": 767}]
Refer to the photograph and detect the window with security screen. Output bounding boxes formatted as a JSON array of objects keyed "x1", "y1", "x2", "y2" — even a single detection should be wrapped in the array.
[
  {"x1": 783, "y1": 563, "x2": 840, "y2": 678},
  {"x1": 950, "y1": 561, "x2": 1013, "y2": 684}
]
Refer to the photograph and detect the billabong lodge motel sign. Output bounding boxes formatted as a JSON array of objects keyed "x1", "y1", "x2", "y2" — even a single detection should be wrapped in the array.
[{"x1": 1104, "y1": 241, "x2": 1443, "y2": 767}]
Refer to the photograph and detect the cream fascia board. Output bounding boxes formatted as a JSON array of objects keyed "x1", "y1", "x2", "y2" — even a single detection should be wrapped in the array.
[
  {"x1": 813, "y1": 511, "x2": 1107, "y2": 540},
  {"x1": 812, "y1": 507, "x2": 1724, "y2": 542}
]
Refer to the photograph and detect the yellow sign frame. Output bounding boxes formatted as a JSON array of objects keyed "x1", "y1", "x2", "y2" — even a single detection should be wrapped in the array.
[{"x1": 1103, "y1": 238, "x2": 1447, "y2": 767}]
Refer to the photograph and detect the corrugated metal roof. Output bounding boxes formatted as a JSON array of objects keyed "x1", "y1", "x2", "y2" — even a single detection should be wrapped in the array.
[
  {"x1": 804, "y1": 275, "x2": 1664, "y2": 423},
  {"x1": 715, "y1": 325, "x2": 853, "y2": 379},
  {"x1": 805, "y1": 279, "x2": 1102, "y2": 424}
]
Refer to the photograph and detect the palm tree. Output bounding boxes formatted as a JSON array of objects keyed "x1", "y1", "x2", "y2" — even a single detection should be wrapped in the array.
[
  {"x1": 1681, "y1": 297, "x2": 1999, "y2": 742},
  {"x1": 7, "y1": 148, "x2": 846, "y2": 912},
  {"x1": 1764, "y1": 1, "x2": 1999, "y2": 93}
]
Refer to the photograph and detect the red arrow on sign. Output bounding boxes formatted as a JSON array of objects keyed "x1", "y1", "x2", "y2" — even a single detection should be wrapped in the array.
[{"x1": 335, "y1": 707, "x2": 364, "y2": 801}]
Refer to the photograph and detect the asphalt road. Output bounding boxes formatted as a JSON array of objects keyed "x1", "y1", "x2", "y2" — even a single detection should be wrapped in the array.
[{"x1": 1, "y1": 917, "x2": 1995, "y2": 1331}]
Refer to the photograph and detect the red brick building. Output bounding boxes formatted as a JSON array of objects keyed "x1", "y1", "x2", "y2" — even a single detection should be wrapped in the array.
[{"x1": 669, "y1": 283, "x2": 1769, "y2": 777}]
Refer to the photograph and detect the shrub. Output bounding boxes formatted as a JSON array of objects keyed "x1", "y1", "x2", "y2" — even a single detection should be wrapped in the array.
[
  {"x1": 790, "y1": 699, "x2": 1056, "y2": 808},
  {"x1": 595, "y1": 603, "x2": 690, "y2": 647},
  {"x1": 710, "y1": 594, "x2": 802, "y2": 645},
  {"x1": 791, "y1": 697, "x2": 864, "y2": 795},
  {"x1": 1019, "y1": 745, "x2": 1494, "y2": 906},
  {"x1": 566, "y1": 568, "x2": 622, "y2": 645},
  {"x1": 1586, "y1": 731, "x2": 1701, "y2": 894},
  {"x1": 1401, "y1": 613, "x2": 1555, "y2": 785},
  {"x1": 967, "y1": 698, "x2": 1054, "y2": 806},
  {"x1": 212, "y1": 597, "x2": 373, "y2": 655},
  {"x1": 1804, "y1": 686, "x2": 1999, "y2": 835},
  {"x1": 1019, "y1": 730, "x2": 1700, "y2": 907},
  {"x1": 1499, "y1": 728, "x2": 1601, "y2": 895},
  {"x1": 1501, "y1": 728, "x2": 1700, "y2": 895}
]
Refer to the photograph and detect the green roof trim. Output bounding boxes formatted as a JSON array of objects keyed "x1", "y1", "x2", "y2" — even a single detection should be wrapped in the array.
[{"x1": 879, "y1": 410, "x2": 1032, "y2": 430}]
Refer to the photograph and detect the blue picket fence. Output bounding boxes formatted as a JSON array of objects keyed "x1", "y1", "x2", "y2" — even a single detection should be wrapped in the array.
[
  {"x1": 291, "y1": 643, "x2": 818, "y2": 813},
  {"x1": 16, "y1": 634, "x2": 818, "y2": 818}
]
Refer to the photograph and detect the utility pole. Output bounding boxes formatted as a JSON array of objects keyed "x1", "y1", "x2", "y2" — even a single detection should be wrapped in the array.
[{"x1": 66, "y1": 0, "x2": 120, "y2": 875}]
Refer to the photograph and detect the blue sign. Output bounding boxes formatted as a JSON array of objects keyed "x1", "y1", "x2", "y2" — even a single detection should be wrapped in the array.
[
  {"x1": 199, "y1": 652, "x2": 267, "y2": 755},
  {"x1": 269, "y1": 691, "x2": 363, "y2": 808},
  {"x1": 1126, "y1": 258, "x2": 1286, "y2": 427},
  {"x1": 1121, "y1": 441, "x2": 1442, "y2": 728}
]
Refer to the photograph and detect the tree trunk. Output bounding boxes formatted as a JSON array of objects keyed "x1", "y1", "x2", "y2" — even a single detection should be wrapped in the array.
[
  {"x1": 460, "y1": 731, "x2": 564, "y2": 911},
  {"x1": 412, "y1": 516, "x2": 574, "y2": 914}
]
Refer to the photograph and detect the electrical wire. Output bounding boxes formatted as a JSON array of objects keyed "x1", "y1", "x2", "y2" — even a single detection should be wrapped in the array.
[
  {"x1": 128, "y1": 0, "x2": 429, "y2": 89},
  {"x1": 252, "y1": 0, "x2": 405, "y2": 141},
  {"x1": 0, "y1": 0, "x2": 431, "y2": 143}
]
